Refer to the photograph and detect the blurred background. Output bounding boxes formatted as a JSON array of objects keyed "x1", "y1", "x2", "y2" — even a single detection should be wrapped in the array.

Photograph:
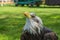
[{"x1": 0, "y1": 0, "x2": 60, "y2": 40}]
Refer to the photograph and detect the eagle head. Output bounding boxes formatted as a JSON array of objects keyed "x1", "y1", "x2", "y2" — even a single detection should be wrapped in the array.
[{"x1": 23, "y1": 12, "x2": 43, "y2": 34}]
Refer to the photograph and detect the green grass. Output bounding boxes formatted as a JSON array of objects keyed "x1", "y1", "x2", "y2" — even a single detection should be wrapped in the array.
[{"x1": 0, "y1": 7, "x2": 60, "y2": 40}]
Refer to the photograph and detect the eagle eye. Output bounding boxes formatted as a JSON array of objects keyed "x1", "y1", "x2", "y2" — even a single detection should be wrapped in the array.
[{"x1": 31, "y1": 15, "x2": 35, "y2": 18}]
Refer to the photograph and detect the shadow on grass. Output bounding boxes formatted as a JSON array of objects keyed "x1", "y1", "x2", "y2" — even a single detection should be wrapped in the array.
[
  {"x1": 0, "y1": 16, "x2": 26, "y2": 40},
  {"x1": 29, "y1": 6, "x2": 60, "y2": 8}
]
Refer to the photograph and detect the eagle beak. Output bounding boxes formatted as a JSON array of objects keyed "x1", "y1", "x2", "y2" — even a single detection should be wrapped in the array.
[{"x1": 24, "y1": 12, "x2": 31, "y2": 18}]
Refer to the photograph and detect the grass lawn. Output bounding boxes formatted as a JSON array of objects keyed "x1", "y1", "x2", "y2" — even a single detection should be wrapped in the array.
[{"x1": 0, "y1": 7, "x2": 60, "y2": 40}]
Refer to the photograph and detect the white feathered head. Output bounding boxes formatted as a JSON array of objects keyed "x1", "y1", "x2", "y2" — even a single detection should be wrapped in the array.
[{"x1": 24, "y1": 12, "x2": 43, "y2": 34}]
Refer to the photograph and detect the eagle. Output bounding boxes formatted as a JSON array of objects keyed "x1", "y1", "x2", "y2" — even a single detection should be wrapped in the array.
[{"x1": 21, "y1": 12, "x2": 58, "y2": 40}]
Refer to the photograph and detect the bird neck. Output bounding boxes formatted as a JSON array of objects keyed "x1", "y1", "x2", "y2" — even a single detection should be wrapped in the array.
[{"x1": 23, "y1": 18, "x2": 43, "y2": 34}]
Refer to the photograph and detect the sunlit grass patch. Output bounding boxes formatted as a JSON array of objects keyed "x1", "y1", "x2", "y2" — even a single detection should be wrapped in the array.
[{"x1": 0, "y1": 34, "x2": 8, "y2": 40}]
